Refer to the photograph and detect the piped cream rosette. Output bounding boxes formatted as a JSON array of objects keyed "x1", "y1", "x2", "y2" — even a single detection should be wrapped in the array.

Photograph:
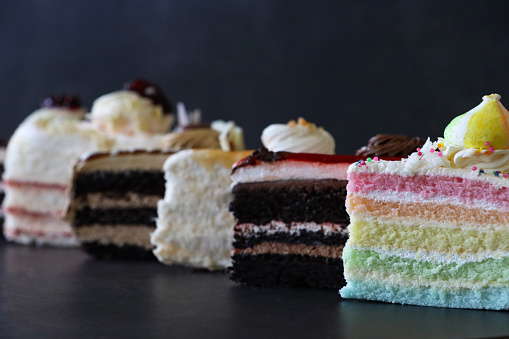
[{"x1": 261, "y1": 118, "x2": 335, "y2": 154}]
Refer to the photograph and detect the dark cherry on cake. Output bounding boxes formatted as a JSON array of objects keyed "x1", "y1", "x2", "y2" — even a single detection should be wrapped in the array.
[
  {"x1": 40, "y1": 94, "x2": 82, "y2": 110},
  {"x1": 123, "y1": 78, "x2": 173, "y2": 114},
  {"x1": 356, "y1": 134, "x2": 426, "y2": 158}
]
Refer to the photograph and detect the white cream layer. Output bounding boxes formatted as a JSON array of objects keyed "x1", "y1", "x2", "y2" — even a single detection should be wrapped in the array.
[{"x1": 232, "y1": 161, "x2": 350, "y2": 184}]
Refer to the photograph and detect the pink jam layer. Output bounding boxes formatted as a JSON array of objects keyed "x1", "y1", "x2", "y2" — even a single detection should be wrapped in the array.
[
  {"x1": 4, "y1": 180, "x2": 67, "y2": 191},
  {"x1": 348, "y1": 171, "x2": 509, "y2": 209},
  {"x1": 5, "y1": 207, "x2": 62, "y2": 218}
]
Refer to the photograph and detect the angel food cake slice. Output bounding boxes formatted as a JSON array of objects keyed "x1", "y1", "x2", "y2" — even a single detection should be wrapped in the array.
[
  {"x1": 66, "y1": 150, "x2": 173, "y2": 259},
  {"x1": 151, "y1": 149, "x2": 251, "y2": 270},
  {"x1": 340, "y1": 94, "x2": 509, "y2": 310},
  {"x1": 230, "y1": 149, "x2": 365, "y2": 288}
]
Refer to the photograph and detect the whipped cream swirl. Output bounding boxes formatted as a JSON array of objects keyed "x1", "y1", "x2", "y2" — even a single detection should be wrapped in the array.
[
  {"x1": 401, "y1": 138, "x2": 509, "y2": 174},
  {"x1": 91, "y1": 90, "x2": 173, "y2": 135},
  {"x1": 261, "y1": 118, "x2": 335, "y2": 154}
]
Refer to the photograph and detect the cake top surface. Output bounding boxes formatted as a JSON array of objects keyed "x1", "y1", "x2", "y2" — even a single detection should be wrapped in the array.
[
  {"x1": 232, "y1": 147, "x2": 372, "y2": 173},
  {"x1": 74, "y1": 149, "x2": 176, "y2": 173},
  {"x1": 164, "y1": 149, "x2": 253, "y2": 172},
  {"x1": 90, "y1": 80, "x2": 174, "y2": 135},
  {"x1": 350, "y1": 93, "x2": 509, "y2": 184},
  {"x1": 261, "y1": 118, "x2": 335, "y2": 154}
]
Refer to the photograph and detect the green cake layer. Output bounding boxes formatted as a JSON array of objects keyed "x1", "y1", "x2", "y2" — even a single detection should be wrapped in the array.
[{"x1": 343, "y1": 247, "x2": 509, "y2": 285}]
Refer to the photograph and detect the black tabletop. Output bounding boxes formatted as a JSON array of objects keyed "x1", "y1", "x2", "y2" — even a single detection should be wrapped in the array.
[{"x1": 1, "y1": 240, "x2": 508, "y2": 339}]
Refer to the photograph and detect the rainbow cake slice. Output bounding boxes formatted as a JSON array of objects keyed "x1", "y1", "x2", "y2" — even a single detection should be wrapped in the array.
[
  {"x1": 230, "y1": 148, "x2": 364, "y2": 288},
  {"x1": 340, "y1": 94, "x2": 509, "y2": 310}
]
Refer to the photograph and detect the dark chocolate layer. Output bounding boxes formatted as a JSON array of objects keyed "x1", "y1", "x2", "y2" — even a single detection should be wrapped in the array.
[
  {"x1": 73, "y1": 170, "x2": 165, "y2": 196},
  {"x1": 230, "y1": 254, "x2": 344, "y2": 289},
  {"x1": 233, "y1": 230, "x2": 348, "y2": 249},
  {"x1": 73, "y1": 207, "x2": 157, "y2": 227},
  {"x1": 81, "y1": 242, "x2": 155, "y2": 260},
  {"x1": 230, "y1": 179, "x2": 348, "y2": 224}
]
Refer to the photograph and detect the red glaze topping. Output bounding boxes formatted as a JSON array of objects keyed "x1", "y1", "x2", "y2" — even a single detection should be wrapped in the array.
[
  {"x1": 40, "y1": 94, "x2": 82, "y2": 110},
  {"x1": 123, "y1": 79, "x2": 173, "y2": 114},
  {"x1": 232, "y1": 148, "x2": 400, "y2": 174}
]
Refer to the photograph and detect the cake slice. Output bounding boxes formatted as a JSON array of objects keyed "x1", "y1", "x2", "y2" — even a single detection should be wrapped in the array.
[
  {"x1": 151, "y1": 149, "x2": 251, "y2": 270},
  {"x1": 230, "y1": 149, "x2": 364, "y2": 288},
  {"x1": 66, "y1": 150, "x2": 173, "y2": 259},
  {"x1": 340, "y1": 94, "x2": 509, "y2": 310}
]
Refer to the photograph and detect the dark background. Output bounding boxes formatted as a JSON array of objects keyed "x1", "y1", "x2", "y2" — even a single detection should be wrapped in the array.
[{"x1": 1, "y1": 1, "x2": 508, "y2": 153}]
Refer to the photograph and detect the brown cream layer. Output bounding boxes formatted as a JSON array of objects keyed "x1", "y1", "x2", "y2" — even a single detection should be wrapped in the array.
[
  {"x1": 233, "y1": 242, "x2": 343, "y2": 258},
  {"x1": 71, "y1": 192, "x2": 161, "y2": 210}
]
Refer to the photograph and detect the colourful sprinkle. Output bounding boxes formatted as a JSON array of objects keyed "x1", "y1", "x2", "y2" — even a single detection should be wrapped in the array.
[
  {"x1": 438, "y1": 143, "x2": 444, "y2": 148},
  {"x1": 430, "y1": 148, "x2": 435, "y2": 153},
  {"x1": 416, "y1": 148, "x2": 421, "y2": 152},
  {"x1": 417, "y1": 152, "x2": 422, "y2": 156},
  {"x1": 480, "y1": 169, "x2": 485, "y2": 174},
  {"x1": 494, "y1": 171, "x2": 500, "y2": 177},
  {"x1": 485, "y1": 141, "x2": 490, "y2": 146},
  {"x1": 373, "y1": 157, "x2": 379, "y2": 161},
  {"x1": 472, "y1": 166, "x2": 477, "y2": 171},
  {"x1": 504, "y1": 173, "x2": 509, "y2": 178},
  {"x1": 489, "y1": 146, "x2": 494, "y2": 152},
  {"x1": 438, "y1": 151, "x2": 443, "y2": 157}
]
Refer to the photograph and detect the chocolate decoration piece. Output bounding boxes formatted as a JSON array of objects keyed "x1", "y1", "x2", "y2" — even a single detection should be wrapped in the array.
[
  {"x1": 123, "y1": 78, "x2": 173, "y2": 114},
  {"x1": 40, "y1": 94, "x2": 82, "y2": 110},
  {"x1": 356, "y1": 134, "x2": 426, "y2": 158}
]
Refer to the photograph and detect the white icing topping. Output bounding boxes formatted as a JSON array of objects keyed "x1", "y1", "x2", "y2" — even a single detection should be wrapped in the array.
[
  {"x1": 261, "y1": 118, "x2": 335, "y2": 154},
  {"x1": 90, "y1": 90, "x2": 173, "y2": 135}
]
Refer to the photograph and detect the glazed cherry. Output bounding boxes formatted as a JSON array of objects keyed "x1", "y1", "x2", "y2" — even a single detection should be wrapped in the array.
[
  {"x1": 40, "y1": 94, "x2": 82, "y2": 110},
  {"x1": 123, "y1": 79, "x2": 173, "y2": 114}
]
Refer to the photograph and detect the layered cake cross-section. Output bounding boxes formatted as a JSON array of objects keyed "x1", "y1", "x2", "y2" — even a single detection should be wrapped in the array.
[
  {"x1": 340, "y1": 94, "x2": 509, "y2": 310},
  {"x1": 230, "y1": 149, "x2": 365, "y2": 288},
  {"x1": 66, "y1": 150, "x2": 173, "y2": 259}
]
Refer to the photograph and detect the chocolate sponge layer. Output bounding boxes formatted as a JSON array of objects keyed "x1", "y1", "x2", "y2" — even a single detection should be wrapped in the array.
[
  {"x1": 230, "y1": 179, "x2": 348, "y2": 225},
  {"x1": 73, "y1": 170, "x2": 165, "y2": 196},
  {"x1": 81, "y1": 242, "x2": 155, "y2": 260},
  {"x1": 230, "y1": 254, "x2": 345, "y2": 289},
  {"x1": 73, "y1": 207, "x2": 157, "y2": 227}
]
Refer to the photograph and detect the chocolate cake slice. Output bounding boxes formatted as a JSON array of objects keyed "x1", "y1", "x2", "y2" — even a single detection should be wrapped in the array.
[
  {"x1": 66, "y1": 150, "x2": 174, "y2": 259},
  {"x1": 229, "y1": 149, "x2": 365, "y2": 289}
]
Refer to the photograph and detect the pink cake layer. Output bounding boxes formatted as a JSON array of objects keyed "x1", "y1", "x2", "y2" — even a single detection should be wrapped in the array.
[{"x1": 348, "y1": 172, "x2": 509, "y2": 209}]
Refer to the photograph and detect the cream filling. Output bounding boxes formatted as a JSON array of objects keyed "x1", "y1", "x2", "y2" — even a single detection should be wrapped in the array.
[
  {"x1": 231, "y1": 161, "x2": 350, "y2": 184},
  {"x1": 71, "y1": 192, "x2": 161, "y2": 210},
  {"x1": 347, "y1": 243, "x2": 509, "y2": 265},
  {"x1": 235, "y1": 242, "x2": 343, "y2": 258},
  {"x1": 75, "y1": 224, "x2": 154, "y2": 249},
  {"x1": 236, "y1": 221, "x2": 348, "y2": 236}
]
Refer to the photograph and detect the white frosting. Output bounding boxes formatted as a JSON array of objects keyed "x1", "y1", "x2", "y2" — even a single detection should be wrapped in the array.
[
  {"x1": 261, "y1": 119, "x2": 335, "y2": 154},
  {"x1": 4, "y1": 109, "x2": 113, "y2": 185},
  {"x1": 350, "y1": 138, "x2": 509, "y2": 183},
  {"x1": 90, "y1": 90, "x2": 173, "y2": 135}
]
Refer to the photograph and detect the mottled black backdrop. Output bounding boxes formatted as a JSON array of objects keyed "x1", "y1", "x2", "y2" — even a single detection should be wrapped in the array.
[{"x1": 1, "y1": 1, "x2": 508, "y2": 153}]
